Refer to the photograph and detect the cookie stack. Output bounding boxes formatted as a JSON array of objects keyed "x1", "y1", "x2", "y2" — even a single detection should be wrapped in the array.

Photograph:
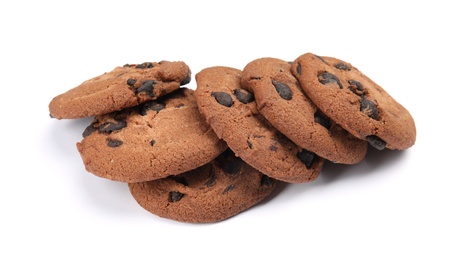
[{"x1": 49, "y1": 53, "x2": 416, "y2": 223}]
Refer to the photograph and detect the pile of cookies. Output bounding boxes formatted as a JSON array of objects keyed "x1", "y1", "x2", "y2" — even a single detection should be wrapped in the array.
[{"x1": 49, "y1": 53, "x2": 416, "y2": 223}]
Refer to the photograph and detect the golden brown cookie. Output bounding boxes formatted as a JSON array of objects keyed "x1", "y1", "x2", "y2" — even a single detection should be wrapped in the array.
[
  {"x1": 291, "y1": 53, "x2": 416, "y2": 150},
  {"x1": 76, "y1": 88, "x2": 227, "y2": 183},
  {"x1": 194, "y1": 66, "x2": 323, "y2": 183},
  {"x1": 49, "y1": 61, "x2": 191, "y2": 119},
  {"x1": 128, "y1": 149, "x2": 277, "y2": 223},
  {"x1": 241, "y1": 57, "x2": 368, "y2": 164}
]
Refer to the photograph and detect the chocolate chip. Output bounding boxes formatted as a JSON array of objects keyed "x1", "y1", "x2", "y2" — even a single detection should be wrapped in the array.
[
  {"x1": 269, "y1": 144, "x2": 278, "y2": 151},
  {"x1": 222, "y1": 184, "x2": 235, "y2": 194},
  {"x1": 211, "y1": 92, "x2": 233, "y2": 107},
  {"x1": 348, "y1": 79, "x2": 365, "y2": 96},
  {"x1": 205, "y1": 172, "x2": 217, "y2": 187},
  {"x1": 181, "y1": 70, "x2": 191, "y2": 85},
  {"x1": 335, "y1": 63, "x2": 351, "y2": 71},
  {"x1": 260, "y1": 175, "x2": 273, "y2": 186},
  {"x1": 367, "y1": 135, "x2": 386, "y2": 150},
  {"x1": 360, "y1": 98, "x2": 379, "y2": 119},
  {"x1": 318, "y1": 72, "x2": 343, "y2": 89},
  {"x1": 135, "y1": 62, "x2": 153, "y2": 69},
  {"x1": 296, "y1": 63, "x2": 302, "y2": 75},
  {"x1": 247, "y1": 140, "x2": 253, "y2": 149},
  {"x1": 107, "y1": 138, "x2": 123, "y2": 147},
  {"x1": 234, "y1": 88, "x2": 254, "y2": 104},
  {"x1": 140, "y1": 101, "x2": 165, "y2": 116},
  {"x1": 272, "y1": 80, "x2": 293, "y2": 100},
  {"x1": 314, "y1": 113, "x2": 331, "y2": 130},
  {"x1": 82, "y1": 124, "x2": 98, "y2": 137},
  {"x1": 136, "y1": 80, "x2": 156, "y2": 97},
  {"x1": 150, "y1": 140, "x2": 156, "y2": 146},
  {"x1": 314, "y1": 54, "x2": 329, "y2": 65},
  {"x1": 127, "y1": 78, "x2": 137, "y2": 86},
  {"x1": 168, "y1": 191, "x2": 185, "y2": 202},
  {"x1": 175, "y1": 103, "x2": 185, "y2": 108},
  {"x1": 297, "y1": 149, "x2": 316, "y2": 169},
  {"x1": 99, "y1": 120, "x2": 127, "y2": 133}
]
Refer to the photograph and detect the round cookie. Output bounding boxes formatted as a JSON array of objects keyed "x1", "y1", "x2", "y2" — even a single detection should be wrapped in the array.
[
  {"x1": 291, "y1": 53, "x2": 416, "y2": 150},
  {"x1": 128, "y1": 149, "x2": 277, "y2": 223},
  {"x1": 76, "y1": 88, "x2": 227, "y2": 183},
  {"x1": 194, "y1": 66, "x2": 324, "y2": 183},
  {"x1": 49, "y1": 61, "x2": 191, "y2": 119},
  {"x1": 241, "y1": 57, "x2": 368, "y2": 164}
]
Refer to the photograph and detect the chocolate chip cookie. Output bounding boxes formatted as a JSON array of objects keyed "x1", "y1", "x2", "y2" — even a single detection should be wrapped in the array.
[
  {"x1": 291, "y1": 53, "x2": 416, "y2": 150},
  {"x1": 76, "y1": 88, "x2": 227, "y2": 183},
  {"x1": 49, "y1": 61, "x2": 191, "y2": 119},
  {"x1": 241, "y1": 57, "x2": 368, "y2": 164},
  {"x1": 194, "y1": 66, "x2": 324, "y2": 183},
  {"x1": 128, "y1": 149, "x2": 277, "y2": 223}
]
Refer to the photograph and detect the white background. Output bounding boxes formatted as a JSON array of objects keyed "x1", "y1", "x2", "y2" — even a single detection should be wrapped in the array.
[{"x1": 1, "y1": 1, "x2": 467, "y2": 259}]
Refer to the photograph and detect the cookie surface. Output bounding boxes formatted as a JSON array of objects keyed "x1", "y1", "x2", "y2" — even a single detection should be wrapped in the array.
[
  {"x1": 194, "y1": 66, "x2": 323, "y2": 183},
  {"x1": 291, "y1": 53, "x2": 416, "y2": 150},
  {"x1": 49, "y1": 61, "x2": 191, "y2": 119},
  {"x1": 128, "y1": 149, "x2": 277, "y2": 223},
  {"x1": 76, "y1": 88, "x2": 227, "y2": 183},
  {"x1": 241, "y1": 57, "x2": 368, "y2": 164}
]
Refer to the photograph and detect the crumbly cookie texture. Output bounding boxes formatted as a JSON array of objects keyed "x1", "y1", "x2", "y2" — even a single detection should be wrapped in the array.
[
  {"x1": 49, "y1": 61, "x2": 191, "y2": 119},
  {"x1": 241, "y1": 57, "x2": 368, "y2": 164},
  {"x1": 129, "y1": 149, "x2": 277, "y2": 223},
  {"x1": 194, "y1": 66, "x2": 323, "y2": 183},
  {"x1": 50, "y1": 54, "x2": 416, "y2": 223},
  {"x1": 291, "y1": 53, "x2": 416, "y2": 150},
  {"x1": 76, "y1": 88, "x2": 227, "y2": 183}
]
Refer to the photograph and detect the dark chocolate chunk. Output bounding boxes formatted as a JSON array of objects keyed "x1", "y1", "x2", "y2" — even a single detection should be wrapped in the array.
[
  {"x1": 360, "y1": 98, "x2": 379, "y2": 119},
  {"x1": 150, "y1": 140, "x2": 156, "y2": 146},
  {"x1": 107, "y1": 138, "x2": 123, "y2": 147},
  {"x1": 297, "y1": 149, "x2": 316, "y2": 169},
  {"x1": 140, "y1": 101, "x2": 165, "y2": 116},
  {"x1": 260, "y1": 175, "x2": 273, "y2": 186},
  {"x1": 314, "y1": 113, "x2": 331, "y2": 130},
  {"x1": 168, "y1": 191, "x2": 185, "y2": 202},
  {"x1": 247, "y1": 140, "x2": 253, "y2": 149},
  {"x1": 222, "y1": 184, "x2": 235, "y2": 194},
  {"x1": 367, "y1": 135, "x2": 386, "y2": 150},
  {"x1": 127, "y1": 78, "x2": 137, "y2": 87},
  {"x1": 296, "y1": 63, "x2": 302, "y2": 75},
  {"x1": 136, "y1": 80, "x2": 156, "y2": 97},
  {"x1": 348, "y1": 79, "x2": 366, "y2": 96},
  {"x1": 234, "y1": 88, "x2": 255, "y2": 104},
  {"x1": 318, "y1": 72, "x2": 343, "y2": 89},
  {"x1": 82, "y1": 124, "x2": 98, "y2": 137},
  {"x1": 272, "y1": 80, "x2": 293, "y2": 100},
  {"x1": 204, "y1": 172, "x2": 217, "y2": 187},
  {"x1": 211, "y1": 92, "x2": 233, "y2": 107},
  {"x1": 99, "y1": 120, "x2": 127, "y2": 133},
  {"x1": 181, "y1": 70, "x2": 191, "y2": 85},
  {"x1": 135, "y1": 62, "x2": 154, "y2": 69},
  {"x1": 335, "y1": 63, "x2": 351, "y2": 71},
  {"x1": 269, "y1": 144, "x2": 278, "y2": 151},
  {"x1": 314, "y1": 54, "x2": 329, "y2": 65}
]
